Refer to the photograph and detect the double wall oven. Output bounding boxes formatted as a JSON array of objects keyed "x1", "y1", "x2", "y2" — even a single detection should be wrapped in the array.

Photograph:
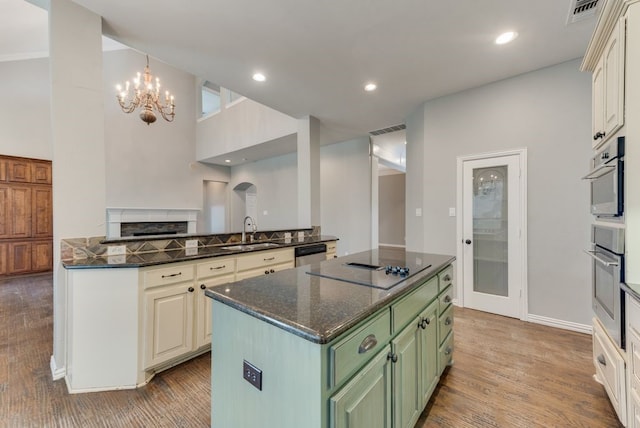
[{"x1": 583, "y1": 136, "x2": 625, "y2": 348}]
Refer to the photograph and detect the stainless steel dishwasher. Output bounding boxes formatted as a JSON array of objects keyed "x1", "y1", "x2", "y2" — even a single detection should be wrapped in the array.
[{"x1": 294, "y1": 243, "x2": 327, "y2": 267}]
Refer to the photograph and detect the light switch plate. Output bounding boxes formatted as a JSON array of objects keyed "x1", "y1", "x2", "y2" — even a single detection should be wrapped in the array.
[
  {"x1": 284, "y1": 232, "x2": 291, "y2": 239},
  {"x1": 297, "y1": 231, "x2": 305, "y2": 241},
  {"x1": 415, "y1": 208, "x2": 422, "y2": 217},
  {"x1": 449, "y1": 207, "x2": 456, "y2": 217},
  {"x1": 185, "y1": 239, "x2": 198, "y2": 248},
  {"x1": 107, "y1": 245, "x2": 126, "y2": 256}
]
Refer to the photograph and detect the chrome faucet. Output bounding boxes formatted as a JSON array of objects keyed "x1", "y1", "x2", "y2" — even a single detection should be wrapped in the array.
[{"x1": 242, "y1": 216, "x2": 257, "y2": 243}]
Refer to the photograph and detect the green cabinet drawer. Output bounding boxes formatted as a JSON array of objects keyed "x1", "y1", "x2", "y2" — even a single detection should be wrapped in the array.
[
  {"x1": 438, "y1": 304, "x2": 453, "y2": 345},
  {"x1": 439, "y1": 331, "x2": 454, "y2": 374},
  {"x1": 330, "y1": 310, "x2": 391, "y2": 388},
  {"x1": 391, "y1": 277, "x2": 438, "y2": 333},
  {"x1": 438, "y1": 265, "x2": 453, "y2": 292},
  {"x1": 439, "y1": 284, "x2": 453, "y2": 313}
]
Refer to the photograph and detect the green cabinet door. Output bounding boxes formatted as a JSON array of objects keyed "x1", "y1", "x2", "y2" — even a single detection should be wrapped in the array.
[
  {"x1": 419, "y1": 300, "x2": 439, "y2": 407},
  {"x1": 391, "y1": 316, "x2": 422, "y2": 428},
  {"x1": 330, "y1": 345, "x2": 392, "y2": 428}
]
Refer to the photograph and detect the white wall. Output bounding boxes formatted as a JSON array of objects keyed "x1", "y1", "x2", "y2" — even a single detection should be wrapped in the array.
[
  {"x1": 196, "y1": 91, "x2": 298, "y2": 160},
  {"x1": 102, "y1": 49, "x2": 229, "y2": 211},
  {"x1": 0, "y1": 58, "x2": 52, "y2": 160},
  {"x1": 406, "y1": 59, "x2": 593, "y2": 325},
  {"x1": 321, "y1": 137, "x2": 372, "y2": 255},
  {"x1": 228, "y1": 152, "x2": 298, "y2": 231}
]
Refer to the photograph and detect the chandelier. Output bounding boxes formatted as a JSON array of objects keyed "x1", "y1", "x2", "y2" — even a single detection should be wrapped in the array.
[{"x1": 116, "y1": 55, "x2": 175, "y2": 125}]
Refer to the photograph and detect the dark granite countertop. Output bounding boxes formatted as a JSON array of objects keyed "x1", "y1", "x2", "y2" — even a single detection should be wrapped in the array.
[
  {"x1": 62, "y1": 235, "x2": 338, "y2": 269},
  {"x1": 205, "y1": 249, "x2": 455, "y2": 344}
]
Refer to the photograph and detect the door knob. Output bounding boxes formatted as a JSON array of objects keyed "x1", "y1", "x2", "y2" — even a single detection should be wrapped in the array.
[{"x1": 465, "y1": 239, "x2": 472, "y2": 245}]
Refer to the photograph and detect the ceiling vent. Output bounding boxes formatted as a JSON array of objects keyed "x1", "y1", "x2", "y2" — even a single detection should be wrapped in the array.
[
  {"x1": 567, "y1": 0, "x2": 601, "y2": 24},
  {"x1": 369, "y1": 123, "x2": 406, "y2": 136}
]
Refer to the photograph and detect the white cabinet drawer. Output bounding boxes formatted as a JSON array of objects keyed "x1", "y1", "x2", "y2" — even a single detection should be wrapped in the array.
[
  {"x1": 236, "y1": 248, "x2": 294, "y2": 272},
  {"x1": 593, "y1": 318, "x2": 626, "y2": 424},
  {"x1": 235, "y1": 261, "x2": 295, "y2": 281},
  {"x1": 196, "y1": 257, "x2": 235, "y2": 279},
  {"x1": 143, "y1": 264, "x2": 195, "y2": 288}
]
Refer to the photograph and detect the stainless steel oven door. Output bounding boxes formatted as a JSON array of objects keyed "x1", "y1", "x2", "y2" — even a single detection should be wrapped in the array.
[
  {"x1": 585, "y1": 247, "x2": 623, "y2": 348},
  {"x1": 582, "y1": 136, "x2": 624, "y2": 217}
]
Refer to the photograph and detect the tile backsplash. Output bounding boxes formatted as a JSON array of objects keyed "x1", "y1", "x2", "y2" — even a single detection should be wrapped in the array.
[{"x1": 61, "y1": 226, "x2": 321, "y2": 261}]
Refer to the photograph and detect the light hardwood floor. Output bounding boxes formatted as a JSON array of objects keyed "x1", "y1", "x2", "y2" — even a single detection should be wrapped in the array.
[{"x1": 0, "y1": 273, "x2": 622, "y2": 427}]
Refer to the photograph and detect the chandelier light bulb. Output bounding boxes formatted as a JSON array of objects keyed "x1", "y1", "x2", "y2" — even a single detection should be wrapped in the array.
[{"x1": 115, "y1": 55, "x2": 176, "y2": 125}]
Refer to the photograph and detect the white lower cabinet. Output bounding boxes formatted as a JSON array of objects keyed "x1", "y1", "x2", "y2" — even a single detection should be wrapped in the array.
[
  {"x1": 195, "y1": 257, "x2": 235, "y2": 349},
  {"x1": 144, "y1": 279, "x2": 195, "y2": 369},
  {"x1": 593, "y1": 317, "x2": 627, "y2": 425},
  {"x1": 627, "y1": 294, "x2": 640, "y2": 427}
]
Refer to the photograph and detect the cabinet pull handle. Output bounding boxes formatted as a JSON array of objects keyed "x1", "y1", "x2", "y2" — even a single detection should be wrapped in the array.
[
  {"x1": 387, "y1": 352, "x2": 398, "y2": 363},
  {"x1": 200, "y1": 284, "x2": 206, "y2": 290},
  {"x1": 420, "y1": 317, "x2": 430, "y2": 329},
  {"x1": 597, "y1": 354, "x2": 606, "y2": 366},
  {"x1": 358, "y1": 334, "x2": 378, "y2": 354},
  {"x1": 445, "y1": 317, "x2": 452, "y2": 326},
  {"x1": 188, "y1": 287, "x2": 194, "y2": 293},
  {"x1": 210, "y1": 265, "x2": 226, "y2": 270},
  {"x1": 264, "y1": 257, "x2": 275, "y2": 261},
  {"x1": 444, "y1": 295, "x2": 452, "y2": 303},
  {"x1": 162, "y1": 272, "x2": 182, "y2": 278},
  {"x1": 593, "y1": 131, "x2": 606, "y2": 141},
  {"x1": 445, "y1": 347, "x2": 452, "y2": 356},
  {"x1": 443, "y1": 274, "x2": 451, "y2": 282}
]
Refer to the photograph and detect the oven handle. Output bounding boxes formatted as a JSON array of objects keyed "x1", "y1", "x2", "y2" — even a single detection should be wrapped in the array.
[
  {"x1": 582, "y1": 164, "x2": 615, "y2": 180},
  {"x1": 583, "y1": 249, "x2": 619, "y2": 267}
]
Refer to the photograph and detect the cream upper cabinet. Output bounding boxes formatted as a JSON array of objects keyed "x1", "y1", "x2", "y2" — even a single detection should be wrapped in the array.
[{"x1": 593, "y1": 16, "x2": 626, "y2": 149}]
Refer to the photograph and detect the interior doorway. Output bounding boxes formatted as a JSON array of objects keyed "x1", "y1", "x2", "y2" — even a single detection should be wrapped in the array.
[{"x1": 457, "y1": 149, "x2": 527, "y2": 319}]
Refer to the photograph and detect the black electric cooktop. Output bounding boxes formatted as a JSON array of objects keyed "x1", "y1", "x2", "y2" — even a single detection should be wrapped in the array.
[{"x1": 306, "y1": 250, "x2": 432, "y2": 290}]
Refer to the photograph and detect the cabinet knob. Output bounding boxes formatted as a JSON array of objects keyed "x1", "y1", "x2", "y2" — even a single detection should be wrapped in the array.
[
  {"x1": 444, "y1": 295, "x2": 452, "y2": 303},
  {"x1": 445, "y1": 346, "x2": 452, "y2": 356},
  {"x1": 200, "y1": 284, "x2": 206, "y2": 290},
  {"x1": 265, "y1": 270, "x2": 270, "y2": 275},
  {"x1": 270, "y1": 269, "x2": 275, "y2": 273},
  {"x1": 597, "y1": 354, "x2": 606, "y2": 366},
  {"x1": 420, "y1": 317, "x2": 430, "y2": 329},
  {"x1": 444, "y1": 317, "x2": 452, "y2": 326},
  {"x1": 387, "y1": 352, "x2": 398, "y2": 363},
  {"x1": 465, "y1": 239, "x2": 472, "y2": 245},
  {"x1": 188, "y1": 287, "x2": 194, "y2": 293},
  {"x1": 443, "y1": 274, "x2": 451, "y2": 282}
]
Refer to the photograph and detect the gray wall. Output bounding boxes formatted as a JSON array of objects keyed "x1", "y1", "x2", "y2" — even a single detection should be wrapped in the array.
[
  {"x1": 320, "y1": 138, "x2": 372, "y2": 255},
  {"x1": 378, "y1": 172, "x2": 405, "y2": 246},
  {"x1": 229, "y1": 152, "x2": 298, "y2": 231},
  {"x1": 0, "y1": 58, "x2": 52, "y2": 160},
  {"x1": 406, "y1": 59, "x2": 593, "y2": 325},
  {"x1": 102, "y1": 50, "x2": 229, "y2": 212}
]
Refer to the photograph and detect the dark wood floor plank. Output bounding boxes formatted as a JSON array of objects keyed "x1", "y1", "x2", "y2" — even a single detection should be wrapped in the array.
[{"x1": 0, "y1": 274, "x2": 623, "y2": 427}]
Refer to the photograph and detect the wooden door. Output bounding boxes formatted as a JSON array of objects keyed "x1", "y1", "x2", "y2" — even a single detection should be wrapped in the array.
[
  {"x1": 9, "y1": 187, "x2": 32, "y2": 239},
  {"x1": 31, "y1": 161, "x2": 52, "y2": 184},
  {"x1": 32, "y1": 240, "x2": 53, "y2": 272},
  {"x1": 0, "y1": 243, "x2": 7, "y2": 275},
  {"x1": 31, "y1": 186, "x2": 52, "y2": 237},
  {"x1": 9, "y1": 242, "x2": 32, "y2": 274},
  {"x1": 0, "y1": 185, "x2": 10, "y2": 238},
  {"x1": 7, "y1": 159, "x2": 31, "y2": 183},
  {"x1": 330, "y1": 345, "x2": 392, "y2": 428}
]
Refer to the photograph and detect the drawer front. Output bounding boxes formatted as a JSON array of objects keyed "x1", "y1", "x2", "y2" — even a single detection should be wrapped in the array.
[
  {"x1": 438, "y1": 304, "x2": 453, "y2": 345},
  {"x1": 236, "y1": 248, "x2": 294, "y2": 272},
  {"x1": 330, "y1": 310, "x2": 391, "y2": 388},
  {"x1": 144, "y1": 264, "x2": 195, "y2": 288},
  {"x1": 439, "y1": 284, "x2": 453, "y2": 312},
  {"x1": 593, "y1": 319, "x2": 624, "y2": 410},
  {"x1": 235, "y1": 261, "x2": 295, "y2": 281},
  {"x1": 438, "y1": 265, "x2": 453, "y2": 292},
  {"x1": 197, "y1": 257, "x2": 235, "y2": 279},
  {"x1": 438, "y1": 331, "x2": 454, "y2": 373},
  {"x1": 392, "y1": 277, "x2": 438, "y2": 333}
]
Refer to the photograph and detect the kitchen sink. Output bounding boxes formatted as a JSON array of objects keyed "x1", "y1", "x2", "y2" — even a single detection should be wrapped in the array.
[{"x1": 221, "y1": 242, "x2": 281, "y2": 251}]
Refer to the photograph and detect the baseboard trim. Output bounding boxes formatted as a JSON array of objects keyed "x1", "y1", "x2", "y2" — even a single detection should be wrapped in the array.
[
  {"x1": 378, "y1": 243, "x2": 406, "y2": 248},
  {"x1": 527, "y1": 314, "x2": 592, "y2": 334},
  {"x1": 50, "y1": 355, "x2": 66, "y2": 380}
]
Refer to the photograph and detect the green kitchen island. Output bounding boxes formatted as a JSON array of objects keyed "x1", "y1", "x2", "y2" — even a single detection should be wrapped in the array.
[{"x1": 205, "y1": 248, "x2": 455, "y2": 428}]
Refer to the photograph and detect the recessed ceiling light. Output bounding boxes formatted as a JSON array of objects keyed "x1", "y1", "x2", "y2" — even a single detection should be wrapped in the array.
[
  {"x1": 495, "y1": 31, "x2": 518, "y2": 45},
  {"x1": 364, "y1": 83, "x2": 377, "y2": 92},
  {"x1": 252, "y1": 73, "x2": 266, "y2": 82},
  {"x1": 224, "y1": 159, "x2": 231, "y2": 163}
]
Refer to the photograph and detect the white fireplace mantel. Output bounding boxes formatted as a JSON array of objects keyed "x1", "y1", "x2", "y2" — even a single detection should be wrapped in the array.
[{"x1": 106, "y1": 208, "x2": 199, "y2": 238}]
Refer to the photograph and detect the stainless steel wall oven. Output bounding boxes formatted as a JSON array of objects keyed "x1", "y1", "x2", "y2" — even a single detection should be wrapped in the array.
[
  {"x1": 583, "y1": 137, "x2": 625, "y2": 217},
  {"x1": 585, "y1": 224, "x2": 625, "y2": 348}
]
